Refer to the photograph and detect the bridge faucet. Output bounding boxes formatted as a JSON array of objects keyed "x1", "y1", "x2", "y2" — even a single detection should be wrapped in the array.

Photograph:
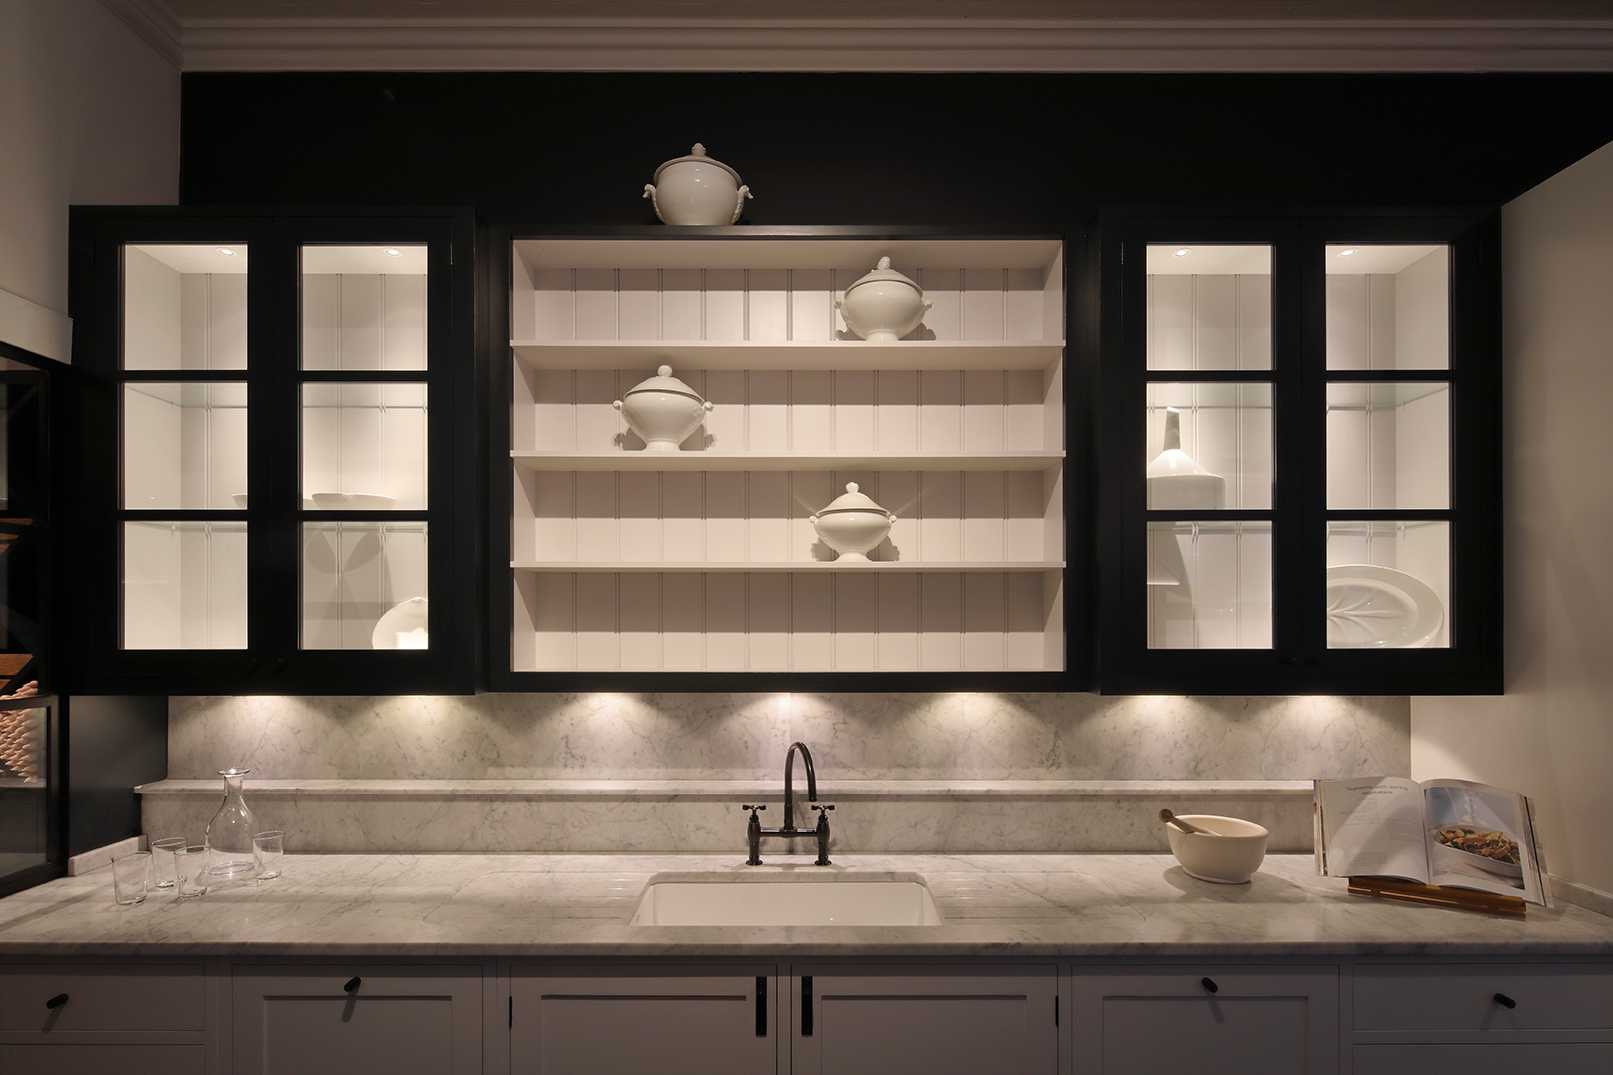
[{"x1": 744, "y1": 741, "x2": 834, "y2": 866}]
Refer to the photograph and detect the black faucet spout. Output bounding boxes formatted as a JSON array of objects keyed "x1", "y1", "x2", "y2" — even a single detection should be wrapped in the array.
[{"x1": 783, "y1": 741, "x2": 817, "y2": 831}]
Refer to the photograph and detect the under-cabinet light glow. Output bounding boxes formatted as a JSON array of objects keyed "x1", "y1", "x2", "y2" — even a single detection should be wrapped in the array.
[
  {"x1": 1338, "y1": 248, "x2": 1358, "y2": 257},
  {"x1": 217, "y1": 247, "x2": 237, "y2": 256},
  {"x1": 384, "y1": 248, "x2": 403, "y2": 256},
  {"x1": 1172, "y1": 248, "x2": 1192, "y2": 257}
]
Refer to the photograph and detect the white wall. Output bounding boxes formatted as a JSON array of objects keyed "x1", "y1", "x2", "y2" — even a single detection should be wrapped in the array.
[
  {"x1": 0, "y1": 0, "x2": 179, "y2": 360},
  {"x1": 1413, "y1": 137, "x2": 1613, "y2": 895}
]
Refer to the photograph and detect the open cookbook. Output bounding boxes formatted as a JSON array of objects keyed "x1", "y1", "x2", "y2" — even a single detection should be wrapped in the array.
[{"x1": 1315, "y1": 777, "x2": 1551, "y2": 907}]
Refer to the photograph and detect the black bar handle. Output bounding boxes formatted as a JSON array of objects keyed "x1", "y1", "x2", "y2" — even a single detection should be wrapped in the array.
[
  {"x1": 755, "y1": 976, "x2": 767, "y2": 1037},
  {"x1": 1494, "y1": 992, "x2": 1517, "y2": 1009},
  {"x1": 1201, "y1": 977, "x2": 1219, "y2": 994},
  {"x1": 343, "y1": 976, "x2": 362, "y2": 993},
  {"x1": 45, "y1": 993, "x2": 68, "y2": 1010},
  {"x1": 801, "y1": 976, "x2": 813, "y2": 1037}
]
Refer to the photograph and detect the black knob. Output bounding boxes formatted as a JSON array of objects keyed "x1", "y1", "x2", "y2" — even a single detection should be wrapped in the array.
[
  {"x1": 1201, "y1": 977, "x2": 1219, "y2": 994},
  {"x1": 1494, "y1": 992, "x2": 1517, "y2": 1009},
  {"x1": 45, "y1": 993, "x2": 68, "y2": 1010},
  {"x1": 344, "y1": 976, "x2": 361, "y2": 993}
]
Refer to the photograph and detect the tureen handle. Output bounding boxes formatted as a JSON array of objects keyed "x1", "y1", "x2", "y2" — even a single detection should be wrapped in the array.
[
  {"x1": 642, "y1": 183, "x2": 660, "y2": 218},
  {"x1": 613, "y1": 400, "x2": 624, "y2": 411},
  {"x1": 728, "y1": 185, "x2": 753, "y2": 224},
  {"x1": 809, "y1": 514, "x2": 819, "y2": 525}
]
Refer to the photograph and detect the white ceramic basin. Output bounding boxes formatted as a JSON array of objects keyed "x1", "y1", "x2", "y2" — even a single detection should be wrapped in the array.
[{"x1": 629, "y1": 875, "x2": 943, "y2": 927}]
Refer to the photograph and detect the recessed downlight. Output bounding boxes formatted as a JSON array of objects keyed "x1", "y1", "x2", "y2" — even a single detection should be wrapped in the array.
[
  {"x1": 1338, "y1": 248, "x2": 1358, "y2": 257},
  {"x1": 1173, "y1": 248, "x2": 1192, "y2": 258},
  {"x1": 217, "y1": 247, "x2": 237, "y2": 256},
  {"x1": 384, "y1": 248, "x2": 403, "y2": 257}
]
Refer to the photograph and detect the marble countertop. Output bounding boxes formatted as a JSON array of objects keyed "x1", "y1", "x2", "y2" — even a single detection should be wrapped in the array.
[{"x1": 3, "y1": 852, "x2": 1612, "y2": 959}]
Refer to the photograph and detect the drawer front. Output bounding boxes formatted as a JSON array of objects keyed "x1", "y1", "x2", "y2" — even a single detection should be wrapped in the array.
[
  {"x1": 1354, "y1": 963, "x2": 1613, "y2": 1032},
  {"x1": 1355, "y1": 1043, "x2": 1613, "y2": 1075},
  {"x1": 0, "y1": 964, "x2": 207, "y2": 1032},
  {"x1": 0, "y1": 1043, "x2": 207, "y2": 1075}
]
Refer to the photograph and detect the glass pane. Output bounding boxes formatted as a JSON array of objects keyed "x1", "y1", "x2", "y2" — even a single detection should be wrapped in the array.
[
  {"x1": 1147, "y1": 383, "x2": 1271, "y2": 510},
  {"x1": 1326, "y1": 521, "x2": 1449, "y2": 648},
  {"x1": 1326, "y1": 244, "x2": 1448, "y2": 370},
  {"x1": 0, "y1": 703, "x2": 51, "y2": 882},
  {"x1": 1146, "y1": 245, "x2": 1271, "y2": 371},
  {"x1": 123, "y1": 521, "x2": 247, "y2": 649},
  {"x1": 301, "y1": 383, "x2": 427, "y2": 510},
  {"x1": 302, "y1": 244, "x2": 428, "y2": 371},
  {"x1": 302, "y1": 521, "x2": 428, "y2": 650},
  {"x1": 1326, "y1": 382, "x2": 1449, "y2": 510},
  {"x1": 124, "y1": 244, "x2": 248, "y2": 370},
  {"x1": 1147, "y1": 520, "x2": 1271, "y2": 649},
  {"x1": 123, "y1": 383, "x2": 248, "y2": 510}
]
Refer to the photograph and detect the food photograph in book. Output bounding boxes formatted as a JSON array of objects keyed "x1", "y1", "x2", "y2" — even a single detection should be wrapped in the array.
[{"x1": 1425, "y1": 784, "x2": 1525, "y2": 889}]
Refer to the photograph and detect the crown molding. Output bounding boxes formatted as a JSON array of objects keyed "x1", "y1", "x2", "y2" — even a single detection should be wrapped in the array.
[
  {"x1": 98, "y1": 0, "x2": 184, "y2": 69},
  {"x1": 172, "y1": 18, "x2": 1613, "y2": 72}
]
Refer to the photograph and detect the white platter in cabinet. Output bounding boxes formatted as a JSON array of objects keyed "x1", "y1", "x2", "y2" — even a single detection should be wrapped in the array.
[
  {"x1": 512, "y1": 450, "x2": 1065, "y2": 472},
  {"x1": 513, "y1": 561, "x2": 1064, "y2": 572},
  {"x1": 512, "y1": 340, "x2": 1063, "y2": 371}
]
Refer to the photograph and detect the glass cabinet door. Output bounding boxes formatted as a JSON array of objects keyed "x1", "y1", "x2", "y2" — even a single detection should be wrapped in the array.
[{"x1": 1101, "y1": 213, "x2": 1500, "y2": 693}]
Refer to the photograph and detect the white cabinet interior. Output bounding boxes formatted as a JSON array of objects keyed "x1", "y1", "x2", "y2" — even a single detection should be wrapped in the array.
[{"x1": 507, "y1": 237, "x2": 1066, "y2": 673}]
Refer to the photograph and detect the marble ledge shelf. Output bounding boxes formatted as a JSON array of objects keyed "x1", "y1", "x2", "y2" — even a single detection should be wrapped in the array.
[{"x1": 138, "y1": 779, "x2": 1315, "y2": 855}]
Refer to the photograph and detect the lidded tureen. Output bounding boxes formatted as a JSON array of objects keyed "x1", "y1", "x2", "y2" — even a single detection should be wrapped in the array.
[
  {"x1": 642, "y1": 143, "x2": 752, "y2": 225},
  {"x1": 836, "y1": 257, "x2": 932, "y2": 342},
  {"x1": 614, "y1": 366, "x2": 714, "y2": 451},
  {"x1": 810, "y1": 483, "x2": 897, "y2": 562}
]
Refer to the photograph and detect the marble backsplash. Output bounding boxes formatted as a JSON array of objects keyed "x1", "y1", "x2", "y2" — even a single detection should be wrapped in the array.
[
  {"x1": 169, "y1": 692, "x2": 1408, "y2": 782},
  {"x1": 146, "y1": 693, "x2": 1407, "y2": 855}
]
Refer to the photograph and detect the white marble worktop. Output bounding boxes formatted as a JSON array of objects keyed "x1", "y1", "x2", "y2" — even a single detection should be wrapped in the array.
[{"x1": 3, "y1": 853, "x2": 1612, "y2": 959}]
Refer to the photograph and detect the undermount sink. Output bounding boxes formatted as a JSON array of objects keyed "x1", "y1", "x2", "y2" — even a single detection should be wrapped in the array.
[{"x1": 629, "y1": 874, "x2": 944, "y2": 927}]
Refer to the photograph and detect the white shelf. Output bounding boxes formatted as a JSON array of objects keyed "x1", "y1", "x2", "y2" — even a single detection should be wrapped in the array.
[
  {"x1": 513, "y1": 561, "x2": 1064, "y2": 573},
  {"x1": 512, "y1": 450, "x2": 1065, "y2": 473},
  {"x1": 512, "y1": 340, "x2": 1063, "y2": 371}
]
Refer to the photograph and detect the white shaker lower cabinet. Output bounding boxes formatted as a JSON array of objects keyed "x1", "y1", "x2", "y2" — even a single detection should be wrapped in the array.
[
  {"x1": 790, "y1": 964, "x2": 1060, "y2": 1075},
  {"x1": 1068, "y1": 965, "x2": 1339, "y2": 1075},
  {"x1": 0, "y1": 961, "x2": 213, "y2": 1074},
  {"x1": 1349, "y1": 961, "x2": 1613, "y2": 1075},
  {"x1": 231, "y1": 964, "x2": 483, "y2": 1075},
  {"x1": 509, "y1": 965, "x2": 778, "y2": 1074}
]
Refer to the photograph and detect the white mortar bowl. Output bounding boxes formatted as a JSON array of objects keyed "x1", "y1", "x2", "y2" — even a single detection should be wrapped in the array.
[{"x1": 1165, "y1": 814, "x2": 1269, "y2": 884}]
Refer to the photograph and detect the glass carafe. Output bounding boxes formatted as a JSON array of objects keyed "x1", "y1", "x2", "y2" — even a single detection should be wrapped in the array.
[{"x1": 205, "y1": 767, "x2": 258, "y2": 878}]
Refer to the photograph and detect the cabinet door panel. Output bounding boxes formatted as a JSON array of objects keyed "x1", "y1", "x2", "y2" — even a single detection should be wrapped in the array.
[
  {"x1": 232, "y1": 965, "x2": 481, "y2": 1075},
  {"x1": 0, "y1": 1043, "x2": 206, "y2": 1075},
  {"x1": 510, "y1": 967, "x2": 776, "y2": 1075},
  {"x1": 792, "y1": 965, "x2": 1058, "y2": 1075},
  {"x1": 1354, "y1": 1043, "x2": 1613, "y2": 1075},
  {"x1": 1069, "y1": 966, "x2": 1337, "y2": 1075}
]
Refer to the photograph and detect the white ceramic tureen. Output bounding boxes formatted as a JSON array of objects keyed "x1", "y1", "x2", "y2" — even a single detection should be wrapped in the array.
[
  {"x1": 643, "y1": 143, "x2": 752, "y2": 225},
  {"x1": 614, "y1": 366, "x2": 714, "y2": 451},
  {"x1": 810, "y1": 483, "x2": 897, "y2": 562},
  {"x1": 836, "y1": 257, "x2": 931, "y2": 342}
]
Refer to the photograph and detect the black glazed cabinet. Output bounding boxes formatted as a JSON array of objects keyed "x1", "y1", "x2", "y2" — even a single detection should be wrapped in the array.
[
  {"x1": 1094, "y1": 210, "x2": 1502, "y2": 695},
  {"x1": 65, "y1": 206, "x2": 480, "y2": 695},
  {"x1": 487, "y1": 224, "x2": 1090, "y2": 692}
]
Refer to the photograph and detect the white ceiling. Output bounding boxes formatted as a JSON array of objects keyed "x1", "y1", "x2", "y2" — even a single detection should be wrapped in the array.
[{"x1": 103, "y1": 0, "x2": 1613, "y2": 72}]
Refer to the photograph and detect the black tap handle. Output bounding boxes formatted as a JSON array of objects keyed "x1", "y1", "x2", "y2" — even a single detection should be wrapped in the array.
[
  {"x1": 45, "y1": 992, "x2": 68, "y2": 1010},
  {"x1": 742, "y1": 804, "x2": 766, "y2": 813},
  {"x1": 811, "y1": 804, "x2": 835, "y2": 814}
]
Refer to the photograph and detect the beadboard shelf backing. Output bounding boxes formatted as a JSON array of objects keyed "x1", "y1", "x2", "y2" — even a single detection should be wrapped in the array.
[{"x1": 507, "y1": 235, "x2": 1067, "y2": 675}]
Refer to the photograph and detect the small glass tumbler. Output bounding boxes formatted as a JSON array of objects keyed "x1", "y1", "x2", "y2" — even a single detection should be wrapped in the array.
[
  {"x1": 112, "y1": 851, "x2": 151, "y2": 905},
  {"x1": 175, "y1": 844, "x2": 209, "y2": 900},
  {"x1": 253, "y1": 831, "x2": 284, "y2": 880},
  {"x1": 150, "y1": 837, "x2": 186, "y2": 889}
]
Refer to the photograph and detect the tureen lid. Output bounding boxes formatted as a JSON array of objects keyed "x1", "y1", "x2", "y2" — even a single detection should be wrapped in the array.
[
  {"x1": 844, "y1": 257, "x2": 922, "y2": 295},
  {"x1": 818, "y1": 482, "x2": 891, "y2": 515},
  {"x1": 625, "y1": 365, "x2": 705, "y2": 401},
  {"x1": 652, "y1": 143, "x2": 742, "y2": 184}
]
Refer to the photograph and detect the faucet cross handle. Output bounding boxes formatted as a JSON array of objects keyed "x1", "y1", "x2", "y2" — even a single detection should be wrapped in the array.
[
  {"x1": 742, "y1": 804, "x2": 767, "y2": 814},
  {"x1": 810, "y1": 804, "x2": 835, "y2": 815}
]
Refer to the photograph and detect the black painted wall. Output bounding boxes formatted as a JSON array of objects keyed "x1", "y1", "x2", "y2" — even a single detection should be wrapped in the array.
[{"x1": 181, "y1": 72, "x2": 1613, "y2": 222}]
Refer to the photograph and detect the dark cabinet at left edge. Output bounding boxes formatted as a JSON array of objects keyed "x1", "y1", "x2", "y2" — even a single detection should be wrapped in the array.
[{"x1": 65, "y1": 207, "x2": 481, "y2": 695}]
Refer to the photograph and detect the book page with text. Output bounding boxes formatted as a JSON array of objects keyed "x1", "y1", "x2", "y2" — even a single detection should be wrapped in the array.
[{"x1": 1316, "y1": 777, "x2": 1430, "y2": 883}]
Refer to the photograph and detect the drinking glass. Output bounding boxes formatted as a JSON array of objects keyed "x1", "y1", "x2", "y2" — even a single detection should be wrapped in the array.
[
  {"x1": 150, "y1": 837, "x2": 185, "y2": 889},
  {"x1": 253, "y1": 831, "x2": 284, "y2": 880},
  {"x1": 175, "y1": 844, "x2": 209, "y2": 900},
  {"x1": 112, "y1": 851, "x2": 150, "y2": 905}
]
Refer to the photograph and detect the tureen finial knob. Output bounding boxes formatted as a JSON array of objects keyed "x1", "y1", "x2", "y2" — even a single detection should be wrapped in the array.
[
  {"x1": 846, "y1": 482, "x2": 859, "y2": 493},
  {"x1": 691, "y1": 143, "x2": 706, "y2": 156},
  {"x1": 658, "y1": 364, "x2": 673, "y2": 377},
  {"x1": 877, "y1": 257, "x2": 891, "y2": 270}
]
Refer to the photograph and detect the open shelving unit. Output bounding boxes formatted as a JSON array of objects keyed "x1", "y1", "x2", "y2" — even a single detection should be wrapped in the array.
[{"x1": 501, "y1": 233, "x2": 1068, "y2": 676}]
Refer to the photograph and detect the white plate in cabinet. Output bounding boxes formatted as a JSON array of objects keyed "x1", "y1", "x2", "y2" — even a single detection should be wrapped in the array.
[
  {"x1": 513, "y1": 562, "x2": 1064, "y2": 572},
  {"x1": 1353, "y1": 963, "x2": 1613, "y2": 1032}
]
